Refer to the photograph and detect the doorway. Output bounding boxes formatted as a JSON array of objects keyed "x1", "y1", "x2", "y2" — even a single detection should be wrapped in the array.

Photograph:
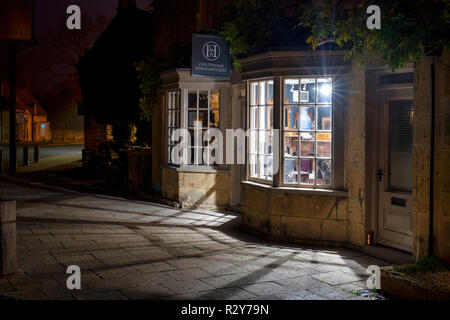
[{"x1": 375, "y1": 72, "x2": 414, "y2": 252}]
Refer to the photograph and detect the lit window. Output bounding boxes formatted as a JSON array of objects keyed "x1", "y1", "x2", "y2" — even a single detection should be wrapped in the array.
[
  {"x1": 249, "y1": 80, "x2": 274, "y2": 181},
  {"x1": 187, "y1": 90, "x2": 220, "y2": 166},
  {"x1": 167, "y1": 89, "x2": 220, "y2": 167},
  {"x1": 283, "y1": 78, "x2": 332, "y2": 186}
]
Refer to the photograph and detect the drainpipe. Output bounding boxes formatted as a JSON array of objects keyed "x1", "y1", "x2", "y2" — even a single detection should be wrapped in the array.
[{"x1": 428, "y1": 57, "x2": 436, "y2": 257}]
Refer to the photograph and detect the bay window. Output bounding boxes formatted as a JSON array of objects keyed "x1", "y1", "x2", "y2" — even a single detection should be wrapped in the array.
[{"x1": 248, "y1": 76, "x2": 340, "y2": 189}]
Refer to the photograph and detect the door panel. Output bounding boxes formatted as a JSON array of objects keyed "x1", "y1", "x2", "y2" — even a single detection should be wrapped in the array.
[{"x1": 377, "y1": 98, "x2": 413, "y2": 252}]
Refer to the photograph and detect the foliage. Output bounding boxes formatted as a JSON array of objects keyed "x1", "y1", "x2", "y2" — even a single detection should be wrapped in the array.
[
  {"x1": 112, "y1": 122, "x2": 133, "y2": 146},
  {"x1": 395, "y1": 257, "x2": 450, "y2": 274},
  {"x1": 300, "y1": 0, "x2": 450, "y2": 70},
  {"x1": 77, "y1": 8, "x2": 153, "y2": 146},
  {"x1": 136, "y1": 43, "x2": 192, "y2": 117},
  {"x1": 220, "y1": 0, "x2": 308, "y2": 70}
]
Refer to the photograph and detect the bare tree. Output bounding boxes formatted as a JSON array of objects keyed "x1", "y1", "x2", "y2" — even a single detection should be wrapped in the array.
[{"x1": 22, "y1": 13, "x2": 110, "y2": 84}]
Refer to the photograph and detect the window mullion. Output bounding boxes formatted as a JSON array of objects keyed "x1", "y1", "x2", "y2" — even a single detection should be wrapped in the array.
[{"x1": 273, "y1": 77, "x2": 281, "y2": 187}]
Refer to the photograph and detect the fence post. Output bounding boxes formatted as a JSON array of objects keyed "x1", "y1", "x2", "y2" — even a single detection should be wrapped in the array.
[
  {"x1": 0, "y1": 200, "x2": 17, "y2": 276},
  {"x1": 23, "y1": 145, "x2": 29, "y2": 166},
  {"x1": 0, "y1": 150, "x2": 3, "y2": 176},
  {"x1": 34, "y1": 144, "x2": 40, "y2": 163}
]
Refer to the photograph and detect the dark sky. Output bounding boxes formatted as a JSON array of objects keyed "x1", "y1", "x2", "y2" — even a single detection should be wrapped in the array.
[
  {"x1": 0, "y1": 0, "x2": 153, "y2": 93},
  {"x1": 34, "y1": 0, "x2": 152, "y2": 37}
]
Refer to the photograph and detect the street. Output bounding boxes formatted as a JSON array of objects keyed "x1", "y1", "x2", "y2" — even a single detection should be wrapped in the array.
[
  {"x1": 0, "y1": 166, "x2": 388, "y2": 300},
  {"x1": 0, "y1": 144, "x2": 83, "y2": 167}
]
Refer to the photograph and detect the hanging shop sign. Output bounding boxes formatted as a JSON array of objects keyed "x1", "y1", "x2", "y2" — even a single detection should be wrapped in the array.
[{"x1": 191, "y1": 33, "x2": 230, "y2": 79}]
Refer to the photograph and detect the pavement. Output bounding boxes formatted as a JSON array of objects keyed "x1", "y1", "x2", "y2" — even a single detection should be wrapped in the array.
[{"x1": 0, "y1": 173, "x2": 390, "y2": 300}]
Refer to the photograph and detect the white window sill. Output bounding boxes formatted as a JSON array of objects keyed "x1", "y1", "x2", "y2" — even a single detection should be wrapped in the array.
[
  {"x1": 161, "y1": 165, "x2": 228, "y2": 174},
  {"x1": 241, "y1": 180, "x2": 349, "y2": 197}
]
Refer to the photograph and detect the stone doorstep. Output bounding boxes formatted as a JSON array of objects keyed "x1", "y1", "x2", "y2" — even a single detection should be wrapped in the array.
[{"x1": 380, "y1": 266, "x2": 450, "y2": 300}]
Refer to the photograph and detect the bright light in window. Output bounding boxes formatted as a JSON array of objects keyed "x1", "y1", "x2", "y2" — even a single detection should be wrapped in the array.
[{"x1": 320, "y1": 84, "x2": 332, "y2": 97}]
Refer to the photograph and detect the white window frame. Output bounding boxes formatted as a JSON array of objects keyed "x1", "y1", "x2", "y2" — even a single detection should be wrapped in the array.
[
  {"x1": 248, "y1": 79, "x2": 274, "y2": 184},
  {"x1": 166, "y1": 88, "x2": 221, "y2": 168},
  {"x1": 282, "y1": 76, "x2": 333, "y2": 188},
  {"x1": 167, "y1": 90, "x2": 181, "y2": 165},
  {"x1": 247, "y1": 76, "x2": 339, "y2": 189},
  {"x1": 186, "y1": 89, "x2": 220, "y2": 167}
]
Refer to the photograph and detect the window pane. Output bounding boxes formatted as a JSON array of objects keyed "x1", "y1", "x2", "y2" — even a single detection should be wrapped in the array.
[
  {"x1": 251, "y1": 83, "x2": 258, "y2": 105},
  {"x1": 284, "y1": 132, "x2": 298, "y2": 157},
  {"x1": 300, "y1": 78, "x2": 315, "y2": 103},
  {"x1": 168, "y1": 111, "x2": 172, "y2": 127},
  {"x1": 250, "y1": 107, "x2": 257, "y2": 129},
  {"x1": 249, "y1": 130, "x2": 257, "y2": 153},
  {"x1": 268, "y1": 81, "x2": 274, "y2": 105},
  {"x1": 259, "y1": 106, "x2": 266, "y2": 129},
  {"x1": 250, "y1": 154, "x2": 257, "y2": 177},
  {"x1": 267, "y1": 156, "x2": 273, "y2": 180},
  {"x1": 284, "y1": 158, "x2": 298, "y2": 184},
  {"x1": 259, "y1": 130, "x2": 267, "y2": 155},
  {"x1": 317, "y1": 132, "x2": 331, "y2": 141},
  {"x1": 284, "y1": 105, "x2": 299, "y2": 130},
  {"x1": 267, "y1": 130, "x2": 273, "y2": 155},
  {"x1": 188, "y1": 129, "x2": 195, "y2": 147},
  {"x1": 301, "y1": 140, "x2": 315, "y2": 157},
  {"x1": 188, "y1": 91, "x2": 197, "y2": 109},
  {"x1": 317, "y1": 159, "x2": 331, "y2": 185},
  {"x1": 210, "y1": 90, "x2": 220, "y2": 108},
  {"x1": 318, "y1": 105, "x2": 332, "y2": 130},
  {"x1": 267, "y1": 106, "x2": 273, "y2": 129},
  {"x1": 210, "y1": 109, "x2": 219, "y2": 128},
  {"x1": 300, "y1": 159, "x2": 314, "y2": 185},
  {"x1": 284, "y1": 79, "x2": 299, "y2": 104},
  {"x1": 198, "y1": 110, "x2": 208, "y2": 127},
  {"x1": 300, "y1": 106, "x2": 315, "y2": 130},
  {"x1": 259, "y1": 82, "x2": 266, "y2": 106},
  {"x1": 258, "y1": 155, "x2": 266, "y2": 178},
  {"x1": 317, "y1": 141, "x2": 331, "y2": 158},
  {"x1": 188, "y1": 111, "x2": 197, "y2": 127},
  {"x1": 318, "y1": 78, "x2": 332, "y2": 104},
  {"x1": 389, "y1": 100, "x2": 413, "y2": 191},
  {"x1": 199, "y1": 91, "x2": 208, "y2": 108}
]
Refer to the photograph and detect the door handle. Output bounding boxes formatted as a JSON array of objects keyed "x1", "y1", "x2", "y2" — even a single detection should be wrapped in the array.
[{"x1": 377, "y1": 169, "x2": 384, "y2": 182}]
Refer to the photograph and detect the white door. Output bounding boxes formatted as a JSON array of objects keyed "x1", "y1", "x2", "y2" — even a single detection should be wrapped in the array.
[{"x1": 377, "y1": 99, "x2": 414, "y2": 252}]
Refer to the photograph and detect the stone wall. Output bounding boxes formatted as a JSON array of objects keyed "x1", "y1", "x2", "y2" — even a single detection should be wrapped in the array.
[
  {"x1": 151, "y1": 93, "x2": 163, "y2": 192},
  {"x1": 345, "y1": 63, "x2": 368, "y2": 249},
  {"x1": 83, "y1": 116, "x2": 110, "y2": 151},
  {"x1": 241, "y1": 184, "x2": 349, "y2": 246},
  {"x1": 162, "y1": 167, "x2": 231, "y2": 209},
  {"x1": 434, "y1": 50, "x2": 450, "y2": 262}
]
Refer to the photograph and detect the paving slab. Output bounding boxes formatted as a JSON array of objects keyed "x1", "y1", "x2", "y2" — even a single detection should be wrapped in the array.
[{"x1": 0, "y1": 177, "x2": 389, "y2": 300}]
